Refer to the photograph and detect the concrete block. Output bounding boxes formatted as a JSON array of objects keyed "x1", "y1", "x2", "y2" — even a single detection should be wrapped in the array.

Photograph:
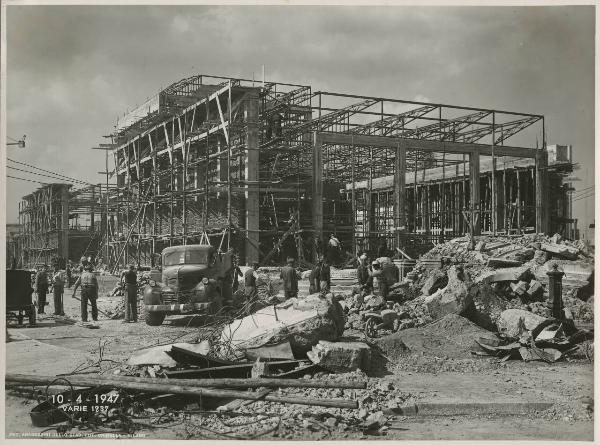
[
  {"x1": 421, "y1": 269, "x2": 449, "y2": 296},
  {"x1": 527, "y1": 280, "x2": 543, "y2": 296},
  {"x1": 487, "y1": 267, "x2": 531, "y2": 283},
  {"x1": 425, "y1": 266, "x2": 472, "y2": 320},
  {"x1": 307, "y1": 340, "x2": 371, "y2": 373},
  {"x1": 510, "y1": 280, "x2": 528, "y2": 296},
  {"x1": 541, "y1": 243, "x2": 579, "y2": 260},
  {"x1": 487, "y1": 257, "x2": 523, "y2": 268},
  {"x1": 497, "y1": 309, "x2": 547, "y2": 338}
]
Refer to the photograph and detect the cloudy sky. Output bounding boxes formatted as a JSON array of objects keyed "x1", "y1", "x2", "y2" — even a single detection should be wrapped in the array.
[{"x1": 4, "y1": 5, "x2": 595, "y2": 229}]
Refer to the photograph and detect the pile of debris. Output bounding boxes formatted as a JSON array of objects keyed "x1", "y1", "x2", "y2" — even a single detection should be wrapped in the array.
[
  {"x1": 336, "y1": 233, "x2": 593, "y2": 365},
  {"x1": 8, "y1": 290, "x2": 410, "y2": 437}
]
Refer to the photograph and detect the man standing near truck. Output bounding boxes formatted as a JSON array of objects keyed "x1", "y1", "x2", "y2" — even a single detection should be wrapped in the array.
[
  {"x1": 52, "y1": 265, "x2": 66, "y2": 316},
  {"x1": 121, "y1": 264, "x2": 138, "y2": 323},
  {"x1": 72, "y1": 264, "x2": 98, "y2": 322},
  {"x1": 35, "y1": 265, "x2": 49, "y2": 314}
]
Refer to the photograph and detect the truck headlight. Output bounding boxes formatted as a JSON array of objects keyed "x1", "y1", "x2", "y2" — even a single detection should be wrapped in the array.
[{"x1": 202, "y1": 277, "x2": 209, "y2": 285}]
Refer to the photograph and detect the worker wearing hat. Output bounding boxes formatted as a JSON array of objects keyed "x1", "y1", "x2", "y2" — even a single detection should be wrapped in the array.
[{"x1": 280, "y1": 257, "x2": 300, "y2": 300}]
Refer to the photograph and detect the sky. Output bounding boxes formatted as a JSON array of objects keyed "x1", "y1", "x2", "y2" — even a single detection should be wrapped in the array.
[{"x1": 3, "y1": 5, "x2": 596, "y2": 231}]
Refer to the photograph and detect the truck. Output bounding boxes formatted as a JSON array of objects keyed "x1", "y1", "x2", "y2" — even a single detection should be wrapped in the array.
[{"x1": 142, "y1": 245, "x2": 234, "y2": 326}]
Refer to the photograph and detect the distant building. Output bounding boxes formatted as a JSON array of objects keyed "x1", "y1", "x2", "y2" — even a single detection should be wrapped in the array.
[{"x1": 16, "y1": 183, "x2": 105, "y2": 268}]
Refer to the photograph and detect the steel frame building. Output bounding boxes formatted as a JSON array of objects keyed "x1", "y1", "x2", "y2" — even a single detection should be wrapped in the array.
[{"x1": 105, "y1": 74, "x2": 574, "y2": 268}]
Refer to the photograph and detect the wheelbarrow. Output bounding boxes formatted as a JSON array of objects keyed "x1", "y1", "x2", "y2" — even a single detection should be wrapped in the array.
[{"x1": 363, "y1": 308, "x2": 401, "y2": 339}]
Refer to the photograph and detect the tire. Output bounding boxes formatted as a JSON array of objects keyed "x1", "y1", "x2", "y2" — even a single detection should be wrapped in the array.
[
  {"x1": 144, "y1": 310, "x2": 166, "y2": 326},
  {"x1": 28, "y1": 305, "x2": 36, "y2": 326},
  {"x1": 364, "y1": 317, "x2": 379, "y2": 339}
]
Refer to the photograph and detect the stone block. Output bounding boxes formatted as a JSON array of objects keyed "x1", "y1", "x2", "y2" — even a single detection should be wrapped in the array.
[
  {"x1": 496, "y1": 309, "x2": 547, "y2": 338},
  {"x1": 541, "y1": 243, "x2": 579, "y2": 260},
  {"x1": 307, "y1": 340, "x2": 371, "y2": 373},
  {"x1": 421, "y1": 269, "x2": 449, "y2": 296},
  {"x1": 425, "y1": 266, "x2": 472, "y2": 320}
]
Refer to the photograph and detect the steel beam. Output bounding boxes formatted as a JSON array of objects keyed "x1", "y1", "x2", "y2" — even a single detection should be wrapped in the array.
[{"x1": 318, "y1": 132, "x2": 536, "y2": 158}]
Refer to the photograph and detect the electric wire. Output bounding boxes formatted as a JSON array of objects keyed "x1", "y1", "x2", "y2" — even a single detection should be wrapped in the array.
[{"x1": 7, "y1": 160, "x2": 94, "y2": 186}]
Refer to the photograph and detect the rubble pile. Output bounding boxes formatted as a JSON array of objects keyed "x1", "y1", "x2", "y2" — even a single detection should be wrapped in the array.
[{"x1": 335, "y1": 233, "x2": 593, "y2": 367}]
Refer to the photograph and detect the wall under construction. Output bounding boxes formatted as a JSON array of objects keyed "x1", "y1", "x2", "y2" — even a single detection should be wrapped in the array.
[
  {"x1": 17, "y1": 183, "x2": 104, "y2": 268},
  {"x1": 105, "y1": 74, "x2": 575, "y2": 269}
]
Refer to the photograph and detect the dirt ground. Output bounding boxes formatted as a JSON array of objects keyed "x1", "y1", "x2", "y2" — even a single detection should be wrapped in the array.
[{"x1": 4, "y1": 289, "x2": 594, "y2": 440}]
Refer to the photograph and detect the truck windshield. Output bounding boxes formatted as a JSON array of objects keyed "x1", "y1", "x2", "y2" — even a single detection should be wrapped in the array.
[{"x1": 163, "y1": 249, "x2": 210, "y2": 266}]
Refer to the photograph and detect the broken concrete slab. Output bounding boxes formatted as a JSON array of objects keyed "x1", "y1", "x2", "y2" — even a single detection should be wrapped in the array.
[
  {"x1": 128, "y1": 341, "x2": 210, "y2": 368},
  {"x1": 527, "y1": 280, "x2": 543, "y2": 297},
  {"x1": 496, "y1": 309, "x2": 547, "y2": 338},
  {"x1": 510, "y1": 280, "x2": 529, "y2": 296},
  {"x1": 421, "y1": 269, "x2": 448, "y2": 296},
  {"x1": 533, "y1": 249, "x2": 550, "y2": 265},
  {"x1": 487, "y1": 257, "x2": 523, "y2": 268},
  {"x1": 425, "y1": 266, "x2": 472, "y2": 320},
  {"x1": 307, "y1": 340, "x2": 371, "y2": 373},
  {"x1": 218, "y1": 293, "x2": 345, "y2": 360},
  {"x1": 465, "y1": 283, "x2": 508, "y2": 331},
  {"x1": 481, "y1": 267, "x2": 531, "y2": 284},
  {"x1": 245, "y1": 341, "x2": 294, "y2": 361},
  {"x1": 541, "y1": 243, "x2": 579, "y2": 260}
]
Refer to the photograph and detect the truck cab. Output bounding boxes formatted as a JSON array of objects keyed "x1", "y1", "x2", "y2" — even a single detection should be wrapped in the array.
[{"x1": 142, "y1": 245, "x2": 233, "y2": 326}]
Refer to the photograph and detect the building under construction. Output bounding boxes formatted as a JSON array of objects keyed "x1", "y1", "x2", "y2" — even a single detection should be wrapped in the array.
[
  {"x1": 16, "y1": 183, "x2": 105, "y2": 268},
  {"x1": 73, "y1": 74, "x2": 574, "y2": 268}
]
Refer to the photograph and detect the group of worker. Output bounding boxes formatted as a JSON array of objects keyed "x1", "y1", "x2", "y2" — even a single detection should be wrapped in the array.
[
  {"x1": 356, "y1": 252, "x2": 400, "y2": 300},
  {"x1": 32, "y1": 258, "x2": 139, "y2": 325},
  {"x1": 238, "y1": 257, "x2": 305, "y2": 301}
]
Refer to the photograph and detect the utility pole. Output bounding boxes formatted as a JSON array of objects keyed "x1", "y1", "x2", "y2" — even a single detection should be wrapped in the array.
[{"x1": 91, "y1": 139, "x2": 116, "y2": 268}]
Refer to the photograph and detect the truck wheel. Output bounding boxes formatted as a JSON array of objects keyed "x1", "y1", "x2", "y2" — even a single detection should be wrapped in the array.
[
  {"x1": 28, "y1": 305, "x2": 36, "y2": 326},
  {"x1": 142, "y1": 304, "x2": 167, "y2": 326}
]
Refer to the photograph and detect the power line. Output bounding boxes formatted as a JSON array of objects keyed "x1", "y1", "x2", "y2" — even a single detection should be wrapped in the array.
[
  {"x1": 7, "y1": 175, "x2": 48, "y2": 185},
  {"x1": 7, "y1": 158, "x2": 95, "y2": 186},
  {"x1": 7, "y1": 165, "x2": 92, "y2": 185}
]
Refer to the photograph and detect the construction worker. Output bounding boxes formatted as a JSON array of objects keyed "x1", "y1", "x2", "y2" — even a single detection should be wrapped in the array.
[
  {"x1": 72, "y1": 264, "x2": 98, "y2": 322},
  {"x1": 51, "y1": 265, "x2": 66, "y2": 316},
  {"x1": 244, "y1": 262, "x2": 259, "y2": 299},
  {"x1": 280, "y1": 257, "x2": 299, "y2": 300},
  {"x1": 319, "y1": 257, "x2": 331, "y2": 294},
  {"x1": 121, "y1": 264, "x2": 138, "y2": 323},
  {"x1": 369, "y1": 260, "x2": 384, "y2": 297},
  {"x1": 380, "y1": 258, "x2": 399, "y2": 300},
  {"x1": 357, "y1": 252, "x2": 370, "y2": 289},
  {"x1": 232, "y1": 255, "x2": 243, "y2": 294},
  {"x1": 308, "y1": 262, "x2": 321, "y2": 294},
  {"x1": 35, "y1": 265, "x2": 49, "y2": 314},
  {"x1": 327, "y1": 233, "x2": 341, "y2": 265}
]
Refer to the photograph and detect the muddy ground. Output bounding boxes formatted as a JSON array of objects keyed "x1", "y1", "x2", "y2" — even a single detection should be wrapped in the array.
[{"x1": 5, "y1": 289, "x2": 594, "y2": 440}]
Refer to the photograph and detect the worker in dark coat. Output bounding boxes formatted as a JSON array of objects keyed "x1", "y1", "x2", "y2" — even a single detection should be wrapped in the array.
[
  {"x1": 35, "y1": 265, "x2": 49, "y2": 314},
  {"x1": 280, "y1": 257, "x2": 300, "y2": 300},
  {"x1": 380, "y1": 259, "x2": 399, "y2": 300},
  {"x1": 319, "y1": 258, "x2": 331, "y2": 294},
  {"x1": 72, "y1": 264, "x2": 98, "y2": 322},
  {"x1": 232, "y1": 256, "x2": 243, "y2": 294},
  {"x1": 244, "y1": 262, "x2": 259, "y2": 299},
  {"x1": 308, "y1": 263, "x2": 321, "y2": 294},
  {"x1": 121, "y1": 264, "x2": 138, "y2": 323}
]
